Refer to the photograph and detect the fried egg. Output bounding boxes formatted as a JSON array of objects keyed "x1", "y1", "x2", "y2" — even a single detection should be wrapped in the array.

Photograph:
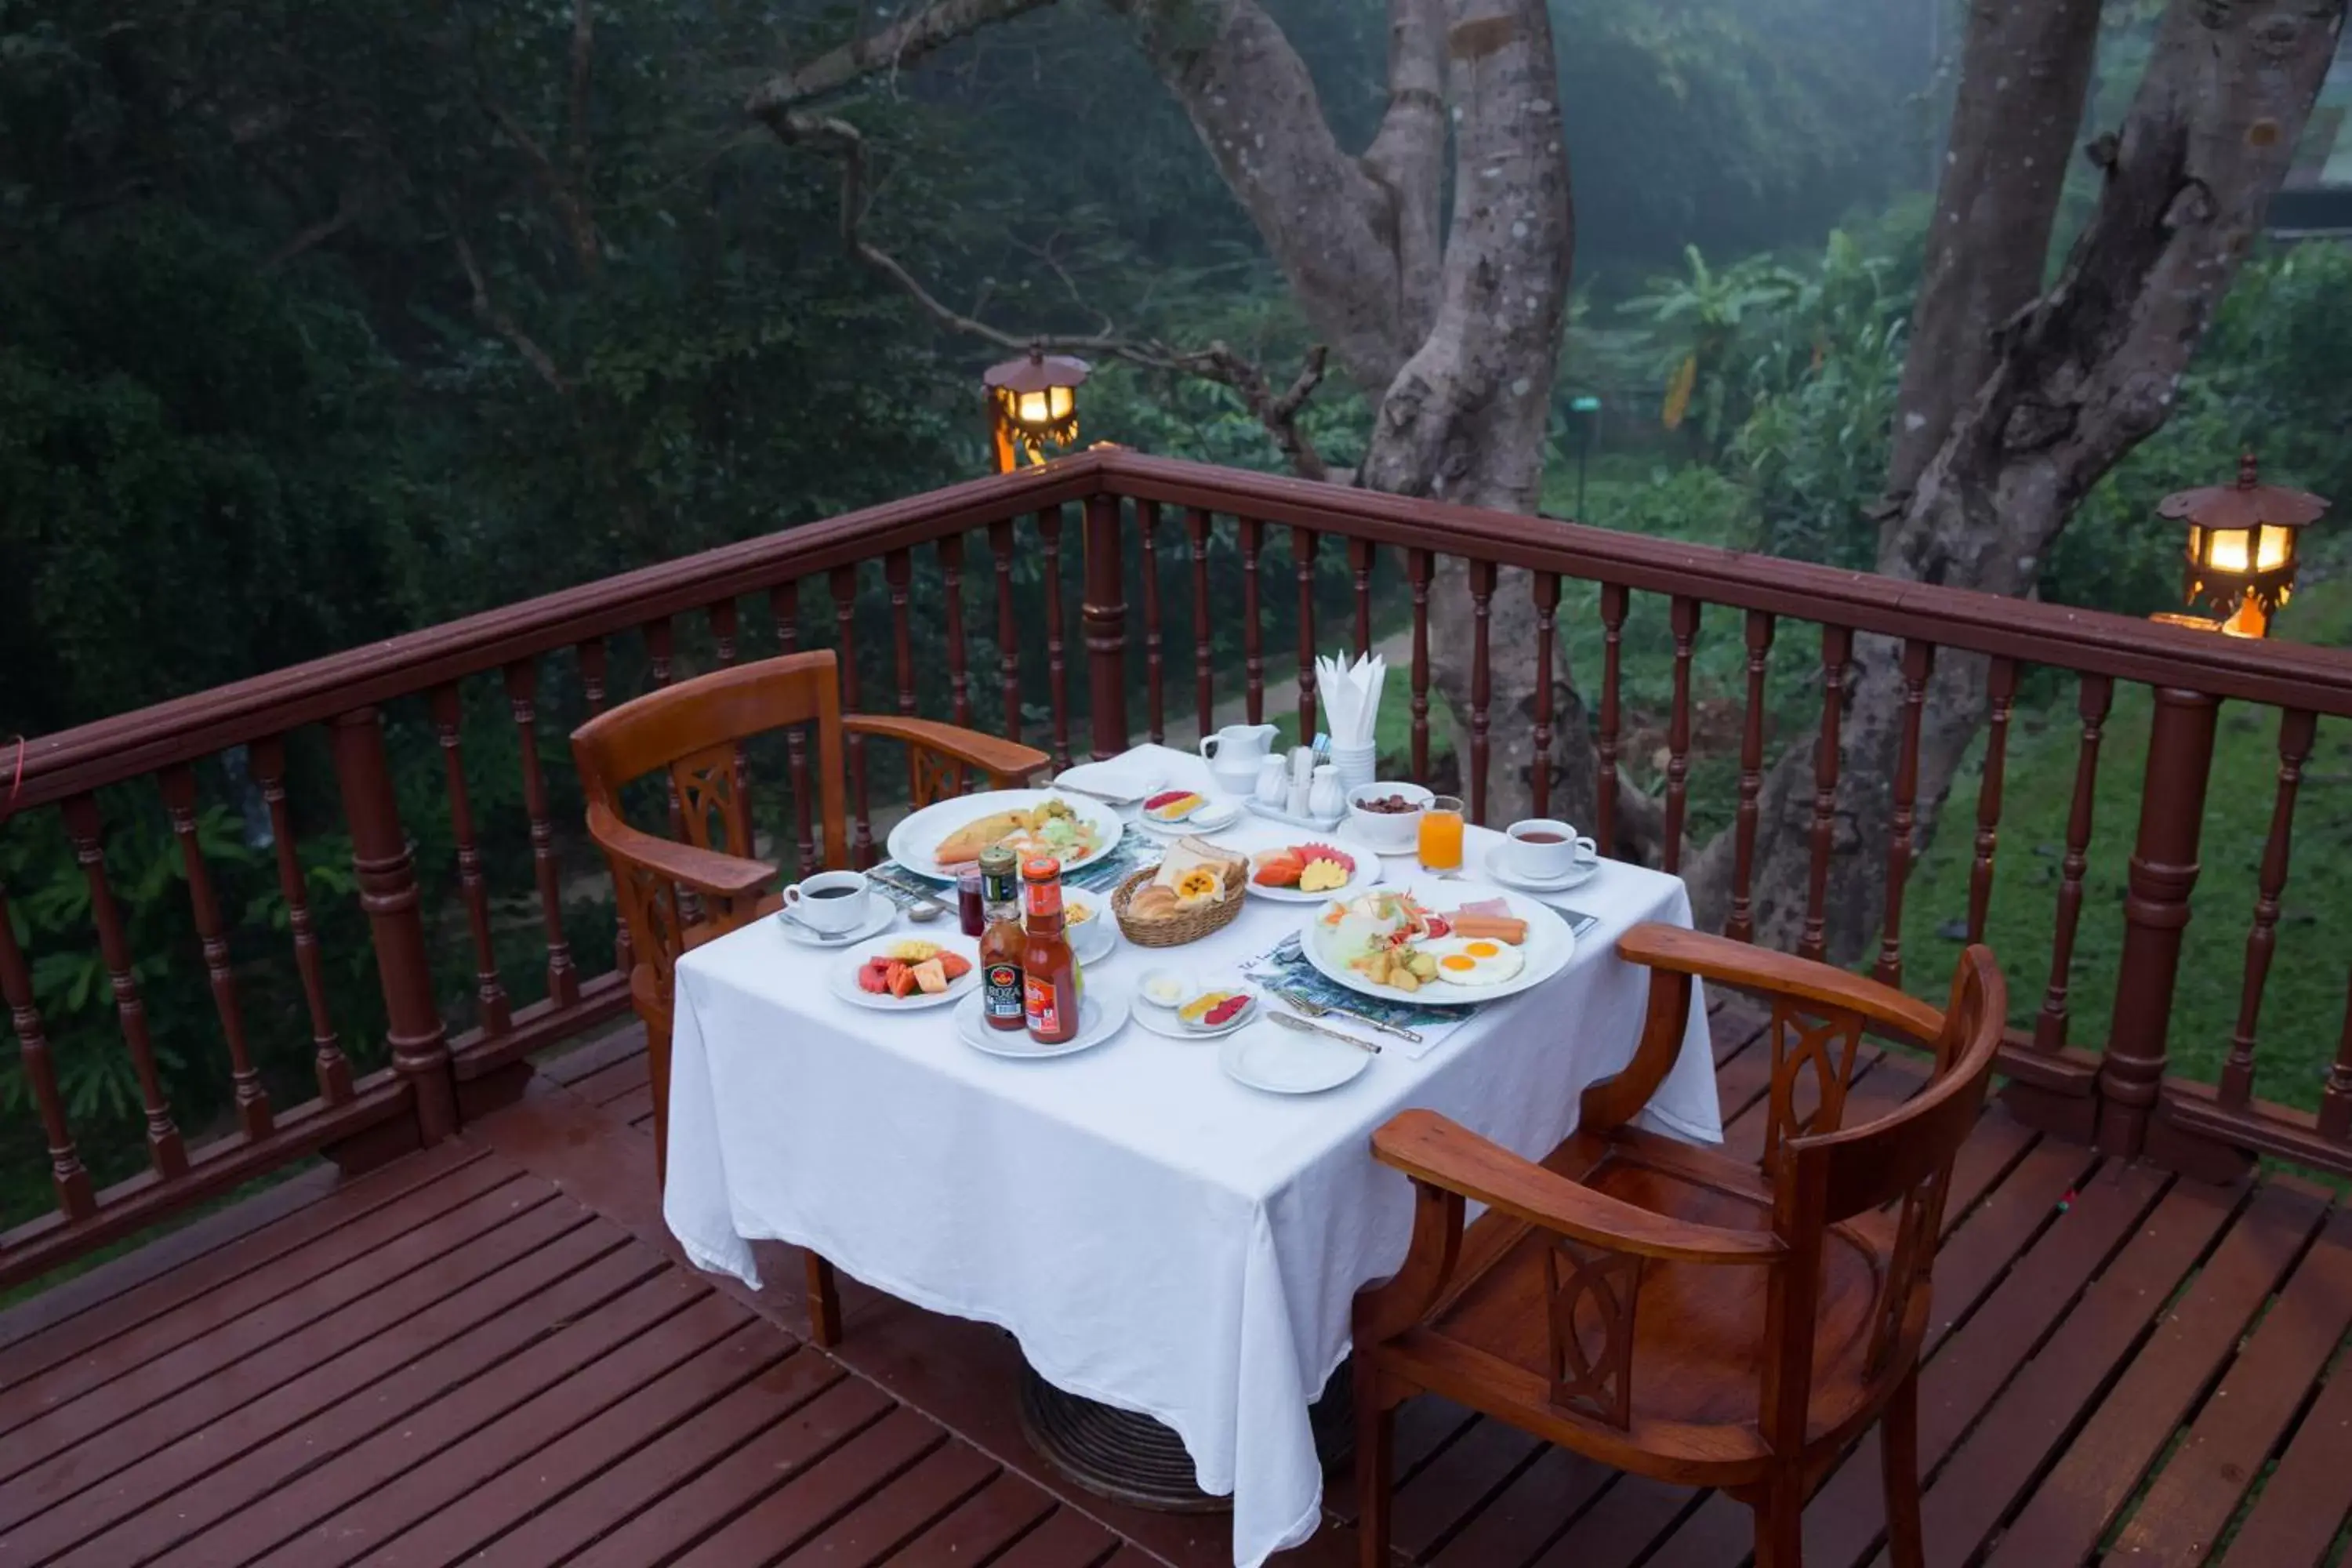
[{"x1": 1421, "y1": 935, "x2": 1526, "y2": 988}]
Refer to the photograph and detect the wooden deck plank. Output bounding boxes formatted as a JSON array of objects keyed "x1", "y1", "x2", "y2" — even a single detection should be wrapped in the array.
[
  {"x1": 537, "y1": 1022, "x2": 652, "y2": 1087},
  {"x1": 1527, "y1": 1474, "x2": 1705, "y2": 1568},
  {"x1": 132, "y1": 1250, "x2": 702, "y2": 1568},
  {"x1": 1425, "y1": 1446, "x2": 1617, "y2": 1567},
  {"x1": 467, "y1": 1359, "x2": 883, "y2": 1566},
  {"x1": 1389, "y1": 1411, "x2": 1548, "y2": 1560},
  {"x1": 578, "y1": 1399, "x2": 938, "y2": 1567},
  {"x1": 2110, "y1": 1202, "x2": 2352, "y2": 1566},
  {"x1": 2214, "y1": 1312, "x2": 2352, "y2": 1567},
  {"x1": 1883, "y1": 1176, "x2": 2243, "y2": 1568},
  {"x1": 771, "y1": 1430, "x2": 1000, "y2": 1566},
  {"x1": 239, "y1": 1286, "x2": 751, "y2": 1568},
  {"x1": 0, "y1": 1181, "x2": 573, "y2": 1500},
  {"x1": 0, "y1": 1148, "x2": 507, "y2": 1396},
  {"x1": 1980, "y1": 1177, "x2": 2333, "y2": 1568},
  {"x1": 42, "y1": 1228, "x2": 648, "y2": 1567},
  {"x1": 890, "y1": 1469, "x2": 1065, "y2": 1568},
  {"x1": 566, "y1": 1051, "x2": 652, "y2": 1109},
  {"x1": 605, "y1": 1080, "x2": 657, "y2": 1127},
  {"x1": 359, "y1": 1320, "x2": 804, "y2": 1567},
  {"x1": 985, "y1": 1504, "x2": 1127, "y2": 1568}
]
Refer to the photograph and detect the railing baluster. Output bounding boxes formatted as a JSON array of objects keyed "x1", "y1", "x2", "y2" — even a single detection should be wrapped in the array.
[
  {"x1": 2322, "y1": 969, "x2": 2352, "y2": 1142},
  {"x1": 160, "y1": 764, "x2": 272, "y2": 1138},
  {"x1": 1966, "y1": 656, "x2": 2018, "y2": 944},
  {"x1": 1138, "y1": 502, "x2": 1165, "y2": 744},
  {"x1": 1596, "y1": 584, "x2": 1628, "y2": 859},
  {"x1": 430, "y1": 684, "x2": 513, "y2": 1037},
  {"x1": 644, "y1": 617, "x2": 676, "y2": 688},
  {"x1": 61, "y1": 794, "x2": 188, "y2": 1176},
  {"x1": 578, "y1": 637, "x2": 610, "y2": 717},
  {"x1": 1408, "y1": 550, "x2": 1432, "y2": 781},
  {"x1": 886, "y1": 548, "x2": 916, "y2": 718},
  {"x1": 1662, "y1": 597, "x2": 1699, "y2": 874},
  {"x1": 251, "y1": 736, "x2": 350, "y2": 1103},
  {"x1": 990, "y1": 521, "x2": 1022, "y2": 745},
  {"x1": 1082, "y1": 492, "x2": 1130, "y2": 760},
  {"x1": 1350, "y1": 539, "x2": 1375, "y2": 659},
  {"x1": 2221, "y1": 709, "x2": 2318, "y2": 1109},
  {"x1": 1798, "y1": 625, "x2": 1854, "y2": 964},
  {"x1": 2034, "y1": 673, "x2": 2113, "y2": 1052},
  {"x1": 1240, "y1": 518, "x2": 1265, "y2": 726},
  {"x1": 1189, "y1": 509, "x2": 1215, "y2": 737},
  {"x1": 1038, "y1": 506, "x2": 1073, "y2": 771},
  {"x1": 1468, "y1": 560, "x2": 1495, "y2": 826},
  {"x1": 940, "y1": 535, "x2": 973, "y2": 730},
  {"x1": 503, "y1": 660, "x2": 580, "y2": 1007},
  {"x1": 1727, "y1": 611, "x2": 1775, "y2": 942},
  {"x1": 0, "y1": 877, "x2": 96, "y2": 1217},
  {"x1": 1530, "y1": 572, "x2": 1561, "y2": 821},
  {"x1": 1296, "y1": 527, "x2": 1319, "y2": 742},
  {"x1": 710, "y1": 599, "x2": 740, "y2": 666},
  {"x1": 1872, "y1": 640, "x2": 1936, "y2": 988},
  {"x1": 707, "y1": 599, "x2": 753, "y2": 831},
  {"x1": 770, "y1": 583, "x2": 818, "y2": 873},
  {"x1": 831, "y1": 563, "x2": 876, "y2": 866}
]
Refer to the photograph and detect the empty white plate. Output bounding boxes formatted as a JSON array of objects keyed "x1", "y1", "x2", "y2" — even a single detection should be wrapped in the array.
[{"x1": 1219, "y1": 1025, "x2": 1371, "y2": 1094}]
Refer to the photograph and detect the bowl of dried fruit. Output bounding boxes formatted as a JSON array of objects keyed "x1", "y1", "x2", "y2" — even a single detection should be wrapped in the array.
[{"x1": 1345, "y1": 782, "x2": 1433, "y2": 854}]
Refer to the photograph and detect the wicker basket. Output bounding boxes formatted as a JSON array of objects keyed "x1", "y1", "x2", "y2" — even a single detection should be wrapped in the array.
[{"x1": 1111, "y1": 863, "x2": 1246, "y2": 948}]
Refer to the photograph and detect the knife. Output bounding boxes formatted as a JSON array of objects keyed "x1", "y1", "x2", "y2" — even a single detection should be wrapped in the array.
[
  {"x1": 1269, "y1": 1010, "x2": 1381, "y2": 1055},
  {"x1": 1269, "y1": 985, "x2": 1423, "y2": 1046}
]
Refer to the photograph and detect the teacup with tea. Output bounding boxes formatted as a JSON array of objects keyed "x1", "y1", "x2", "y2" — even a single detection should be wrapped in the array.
[{"x1": 1504, "y1": 818, "x2": 1599, "y2": 883}]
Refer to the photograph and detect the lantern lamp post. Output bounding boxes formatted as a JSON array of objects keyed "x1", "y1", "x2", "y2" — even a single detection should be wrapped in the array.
[
  {"x1": 2155, "y1": 454, "x2": 2328, "y2": 639},
  {"x1": 985, "y1": 345, "x2": 1089, "y2": 474}
]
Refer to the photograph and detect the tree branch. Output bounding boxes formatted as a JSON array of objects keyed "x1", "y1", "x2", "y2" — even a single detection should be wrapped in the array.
[
  {"x1": 449, "y1": 223, "x2": 572, "y2": 395},
  {"x1": 759, "y1": 107, "x2": 1330, "y2": 478},
  {"x1": 747, "y1": 0, "x2": 1062, "y2": 114},
  {"x1": 476, "y1": 86, "x2": 600, "y2": 277}
]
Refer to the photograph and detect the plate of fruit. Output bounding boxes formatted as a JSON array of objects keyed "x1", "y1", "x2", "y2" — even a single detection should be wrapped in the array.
[
  {"x1": 1211, "y1": 825, "x2": 1387, "y2": 904},
  {"x1": 1300, "y1": 879, "x2": 1573, "y2": 1004},
  {"x1": 1136, "y1": 789, "x2": 1240, "y2": 835},
  {"x1": 831, "y1": 938, "x2": 982, "y2": 1011}
]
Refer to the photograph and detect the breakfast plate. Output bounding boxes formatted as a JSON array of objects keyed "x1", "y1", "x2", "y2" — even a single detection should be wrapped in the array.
[
  {"x1": 1298, "y1": 875, "x2": 1574, "y2": 1006},
  {"x1": 827, "y1": 939, "x2": 982, "y2": 1011},
  {"x1": 1482, "y1": 844, "x2": 1602, "y2": 894},
  {"x1": 955, "y1": 985, "x2": 1131, "y2": 1059},
  {"x1": 886, "y1": 789, "x2": 1125, "y2": 881},
  {"x1": 1220, "y1": 1027, "x2": 1372, "y2": 1094}
]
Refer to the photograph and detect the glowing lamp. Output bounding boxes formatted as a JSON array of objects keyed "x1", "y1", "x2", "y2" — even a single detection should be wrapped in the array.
[
  {"x1": 2157, "y1": 454, "x2": 2328, "y2": 639},
  {"x1": 984, "y1": 346, "x2": 1088, "y2": 473}
]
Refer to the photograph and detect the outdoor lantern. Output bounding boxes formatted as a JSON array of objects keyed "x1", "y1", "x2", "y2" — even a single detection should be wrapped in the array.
[
  {"x1": 984, "y1": 345, "x2": 1089, "y2": 473},
  {"x1": 2158, "y1": 454, "x2": 2328, "y2": 639}
]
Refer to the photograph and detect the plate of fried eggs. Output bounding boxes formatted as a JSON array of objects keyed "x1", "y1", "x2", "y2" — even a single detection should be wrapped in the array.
[{"x1": 1300, "y1": 876, "x2": 1575, "y2": 1005}]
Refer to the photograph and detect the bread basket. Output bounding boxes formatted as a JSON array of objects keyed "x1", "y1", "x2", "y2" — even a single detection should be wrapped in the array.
[{"x1": 1111, "y1": 863, "x2": 1246, "y2": 948}]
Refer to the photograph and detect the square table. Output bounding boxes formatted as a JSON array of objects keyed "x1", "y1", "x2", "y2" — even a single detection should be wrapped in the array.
[{"x1": 663, "y1": 744, "x2": 1722, "y2": 1567}]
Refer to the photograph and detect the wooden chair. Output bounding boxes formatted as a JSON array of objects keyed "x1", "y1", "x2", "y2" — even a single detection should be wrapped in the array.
[
  {"x1": 571, "y1": 648, "x2": 1048, "y2": 1345},
  {"x1": 1351, "y1": 924, "x2": 2007, "y2": 1568}
]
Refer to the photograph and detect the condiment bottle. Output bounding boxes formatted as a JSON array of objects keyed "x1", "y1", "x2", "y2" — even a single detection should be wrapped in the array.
[
  {"x1": 978, "y1": 848, "x2": 1026, "y2": 1032},
  {"x1": 1021, "y1": 855, "x2": 1081, "y2": 1044}
]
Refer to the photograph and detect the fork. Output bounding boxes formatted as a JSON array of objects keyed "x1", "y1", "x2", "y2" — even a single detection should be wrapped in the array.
[
  {"x1": 1269, "y1": 986, "x2": 1422, "y2": 1046},
  {"x1": 1269, "y1": 1010, "x2": 1381, "y2": 1055}
]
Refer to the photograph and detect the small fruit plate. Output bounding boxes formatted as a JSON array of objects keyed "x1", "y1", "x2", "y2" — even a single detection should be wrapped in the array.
[
  {"x1": 1134, "y1": 982, "x2": 1258, "y2": 1040},
  {"x1": 829, "y1": 938, "x2": 981, "y2": 1011},
  {"x1": 1194, "y1": 823, "x2": 1386, "y2": 906}
]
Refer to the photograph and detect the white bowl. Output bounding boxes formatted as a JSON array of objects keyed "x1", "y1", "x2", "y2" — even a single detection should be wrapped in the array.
[
  {"x1": 1138, "y1": 967, "x2": 1195, "y2": 1010},
  {"x1": 1345, "y1": 782, "x2": 1434, "y2": 853}
]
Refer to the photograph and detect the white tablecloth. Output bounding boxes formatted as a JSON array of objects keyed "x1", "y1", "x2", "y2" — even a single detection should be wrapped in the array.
[{"x1": 664, "y1": 745, "x2": 1720, "y2": 1567}]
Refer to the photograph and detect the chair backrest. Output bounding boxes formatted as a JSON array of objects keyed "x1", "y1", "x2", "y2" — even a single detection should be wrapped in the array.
[
  {"x1": 1759, "y1": 945, "x2": 2007, "y2": 1457},
  {"x1": 572, "y1": 648, "x2": 849, "y2": 869}
]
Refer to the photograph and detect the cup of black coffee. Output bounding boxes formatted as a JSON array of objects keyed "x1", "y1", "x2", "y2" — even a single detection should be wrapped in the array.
[
  {"x1": 780, "y1": 869, "x2": 873, "y2": 935},
  {"x1": 1504, "y1": 818, "x2": 1599, "y2": 883}
]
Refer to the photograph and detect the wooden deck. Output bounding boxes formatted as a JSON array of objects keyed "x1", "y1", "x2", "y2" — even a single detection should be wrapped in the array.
[{"x1": 5, "y1": 1006, "x2": 2352, "y2": 1567}]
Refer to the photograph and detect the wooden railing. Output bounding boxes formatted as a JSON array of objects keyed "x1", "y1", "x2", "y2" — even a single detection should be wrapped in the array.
[{"x1": 5, "y1": 446, "x2": 2350, "y2": 1287}]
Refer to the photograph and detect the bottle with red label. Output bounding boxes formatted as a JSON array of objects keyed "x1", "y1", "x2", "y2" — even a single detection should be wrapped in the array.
[
  {"x1": 978, "y1": 848, "x2": 1025, "y2": 1031},
  {"x1": 1021, "y1": 855, "x2": 1081, "y2": 1044}
]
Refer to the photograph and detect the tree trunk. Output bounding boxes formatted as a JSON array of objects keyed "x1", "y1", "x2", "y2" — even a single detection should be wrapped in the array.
[{"x1": 1700, "y1": 0, "x2": 2346, "y2": 964}]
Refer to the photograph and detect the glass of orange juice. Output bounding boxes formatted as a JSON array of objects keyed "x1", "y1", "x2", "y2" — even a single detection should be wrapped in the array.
[{"x1": 1417, "y1": 794, "x2": 1465, "y2": 872}]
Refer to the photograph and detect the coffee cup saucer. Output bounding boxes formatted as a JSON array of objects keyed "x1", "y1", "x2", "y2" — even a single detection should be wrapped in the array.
[
  {"x1": 1483, "y1": 843, "x2": 1601, "y2": 894},
  {"x1": 776, "y1": 893, "x2": 898, "y2": 948}
]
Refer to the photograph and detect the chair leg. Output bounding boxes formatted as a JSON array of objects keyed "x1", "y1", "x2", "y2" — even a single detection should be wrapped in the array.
[
  {"x1": 1354, "y1": 1364, "x2": 1396, "y2": 1568},
  {"x1": 1881, "y1": 1364, "x2": 1926, "y2": 1568},
  {"x1": 805, "y1": 1251, "x2": 843, "y2": 1348},
  {"x1": 1751, "y1": 1474, "x2": 1806, "y2": 1568}
]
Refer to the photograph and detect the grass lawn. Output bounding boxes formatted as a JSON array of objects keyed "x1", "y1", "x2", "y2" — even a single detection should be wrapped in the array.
[{"x1": 1898, "y1": 576, "x2": 2352, "y2": 1110}]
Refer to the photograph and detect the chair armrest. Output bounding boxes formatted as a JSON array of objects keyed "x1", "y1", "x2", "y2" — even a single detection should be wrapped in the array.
[
  {"x1": 585, "y1": 803, "x2": 776, "y2": 902},
  {"x1": 1372, "y1": 1109, "x2": 1783, "y2": 1265},
  {"x1": 1614, "y1": 923, "x2": 1945, "y2": 1044},
  {"x1": 840, "y1": 715, "x2": 1051, "y2": 787}
]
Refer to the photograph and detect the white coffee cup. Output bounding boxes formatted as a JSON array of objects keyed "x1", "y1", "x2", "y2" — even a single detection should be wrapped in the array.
[
  {"x1": 1505, "y1": 819, "x2": 1599, "y2": 883},
  {"x1": 780, "y1": 869, "x2": 873, "y2": 935}
]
